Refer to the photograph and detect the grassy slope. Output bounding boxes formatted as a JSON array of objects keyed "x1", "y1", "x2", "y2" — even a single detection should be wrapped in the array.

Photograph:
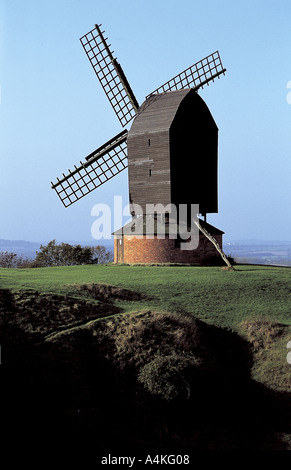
[
  {"x1": 1, "y1": 263, "x2": 291, "y2": 456},
  {"x1": 1, "y1": 263, "x2": 291, "y2": 393},
  {"x1": 1, "y1": 264, "x2": 290, "y2": 327}
]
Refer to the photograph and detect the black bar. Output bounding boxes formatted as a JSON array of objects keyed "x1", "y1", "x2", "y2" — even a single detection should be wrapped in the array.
[
  {"x1": 94, "y1": 24, "x2": 115, "y2": 62},
  {"x1": 193, "y1": 68, "x2": 227, "y2": 91},
  {"x1": 51, "y1": 131, "x2": 128, "y2": 189},
  {"x1": 113, "y1": 59, "x2": 139, "y2": 111},
  {"x1": 85, "y1": 129, "x2": 128, "y2": 161}
]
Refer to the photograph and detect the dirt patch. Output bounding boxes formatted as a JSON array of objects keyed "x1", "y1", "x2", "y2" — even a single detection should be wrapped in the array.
[{"x1": 71, "y1": 283, "x2": 148, "y2": 302}]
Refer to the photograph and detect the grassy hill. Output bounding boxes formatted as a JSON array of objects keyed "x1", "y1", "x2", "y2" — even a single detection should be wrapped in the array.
[
  {"x1": 1, "y1": 263, "x2": 290, "y2": 327},
  {"x1": 1, "y1": 264, "x2": 290, "y2": 461}
]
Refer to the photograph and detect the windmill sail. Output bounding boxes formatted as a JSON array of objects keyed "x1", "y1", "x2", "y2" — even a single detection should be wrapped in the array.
[
  {"x1": 80, "y1": 24, "x2": 139, "y2": 127},
  {"x1": 146, "y1": 51, "x2": 226, "y2": 98},
  {"x1": 51, "y1": 130, "x2": 128, "y2": 207}
]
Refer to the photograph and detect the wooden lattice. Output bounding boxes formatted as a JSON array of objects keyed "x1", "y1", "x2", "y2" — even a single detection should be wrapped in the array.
[
  {"x1": 146, "y1": 51, "x2": 226, "y2": 98},
  {"x1": 51, "y1": 131, "x2": 128, "y2": 207},
  {"x1": 80, "y1": 24, "x2": 139, "y2": 127}
]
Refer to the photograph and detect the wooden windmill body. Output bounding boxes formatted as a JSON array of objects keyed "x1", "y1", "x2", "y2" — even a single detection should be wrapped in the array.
[{"x1": 127, "y1": 89, "x2": 218, "y2": 217}]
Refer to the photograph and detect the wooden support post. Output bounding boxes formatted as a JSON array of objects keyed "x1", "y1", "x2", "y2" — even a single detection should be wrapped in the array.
[{"x1": 194, "y1": 220, "x2": 235, "y2": 270}]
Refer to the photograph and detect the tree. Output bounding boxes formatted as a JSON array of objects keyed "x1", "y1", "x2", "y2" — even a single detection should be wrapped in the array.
[
  {"x1": 0, "y1": 251, "x2": 31, "y2": 268},
  {"x1": 34, "y1": 240, "x2": 113, "y2": 267},
  {"x1": 35, "y1": 240, "x2": 60, "y2": 267},
  {"x1": 91, "y1": 245, "x2": 114, "y2": 264},
  {"x1": 0, "y1": 251, "x2": 18, "y2": 268}
]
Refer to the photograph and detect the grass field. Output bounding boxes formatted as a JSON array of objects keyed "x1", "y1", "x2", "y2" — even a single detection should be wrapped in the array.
[
  {"x1": 1, "y1": 263, "x2": 291, "y2": 458},
  {"x1": 1, "y1": 263, "x2": 291, "y2": 387},
  {"x1": 1, "y1": 263, "x2": 290, "y2": 327}
]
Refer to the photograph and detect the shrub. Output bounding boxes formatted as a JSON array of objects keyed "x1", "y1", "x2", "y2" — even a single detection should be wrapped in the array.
[
  {"x1": 138, "y1": 352, "x2": 201, "y2": 401},
  {"x1": 0, "y1": 251, "x2": 32, "y2": 268},
  {"x1": 103, "y1": 311, "x2": 205, "y2": 372},
  {"x1": 34, "y1": 240, "x2": 113, "y2": 267}
]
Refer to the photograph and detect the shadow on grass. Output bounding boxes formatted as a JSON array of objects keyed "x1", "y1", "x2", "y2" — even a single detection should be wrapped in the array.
[{"x1": 0, "y1": 289, "x2": 290, "y2": 463}]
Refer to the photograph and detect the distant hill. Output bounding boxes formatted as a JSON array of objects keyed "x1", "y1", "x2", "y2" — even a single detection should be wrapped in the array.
[
  {"x1": 1, "y1": 238, "x2": 290, "y2": 266},
  {"x1": 224, "y1": 239, "x2": 291, "y2": 246},
  {"x1": 0, "y1": 240, "x2": 42, "y2": 259},
  {"x1": 223, "y1": 240, "x2": 291, "y2": 266}
]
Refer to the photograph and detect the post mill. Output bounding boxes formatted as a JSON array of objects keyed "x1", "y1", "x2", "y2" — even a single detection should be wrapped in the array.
[{"x1": 51, "y1": 24, "x2": 228, "y2": 265}]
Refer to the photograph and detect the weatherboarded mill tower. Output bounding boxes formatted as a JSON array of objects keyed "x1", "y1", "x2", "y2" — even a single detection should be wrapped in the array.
[
  {"x1": 51, "y1": 24, "x2": 226, "y2": 265},
  {"x1": 127, "y1": 89, "x2": 218, "y2": 216}
]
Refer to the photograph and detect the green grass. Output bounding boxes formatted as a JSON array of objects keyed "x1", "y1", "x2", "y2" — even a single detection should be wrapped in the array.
[
  {"x1": 1, "y1": 263, "x2": 291, "y2": 393},
  {"x1": 1, "y1": 264, "x2": 290, "y2": 329}
]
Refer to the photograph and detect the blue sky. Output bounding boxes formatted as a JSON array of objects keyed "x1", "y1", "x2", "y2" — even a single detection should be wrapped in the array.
[{"x1": 0, "y1": 0, "x2": 290, "y2": 243}]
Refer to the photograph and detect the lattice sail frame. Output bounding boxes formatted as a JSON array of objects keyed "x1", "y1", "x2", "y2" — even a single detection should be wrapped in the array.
[
  {"x1": 80, "y1": 24, "x2": 139, "y2": 127},
  {"x1": 51, "y1": 131, "x2": 128, "y2": 207},
  {"x1": 52, "y1": 24, "x2": 227, "y2": 208},
  {"x1": 146, "y1": 51, "x2": 226, "y2": 98}
]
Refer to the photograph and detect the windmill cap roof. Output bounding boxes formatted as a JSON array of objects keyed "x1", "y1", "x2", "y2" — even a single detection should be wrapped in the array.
[{"x1": 130, "y1": 89, "x2": 216, "y2": 134}]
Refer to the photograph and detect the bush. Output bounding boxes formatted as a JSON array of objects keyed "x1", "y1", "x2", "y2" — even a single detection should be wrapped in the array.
[
  {"x1": 0, "y1": 242, "x2": 114, "y2": 268},
  {"x1": 34, "y1": 240, "x2": 113, "y2": 267},
  {"x1": 138, "y1": 352, "x2": 201, "y2": 401},
  {"x1": 0, "y1": 251, "x2": 31, "y2": 268},
  {"x1": 102, "y1": 311, "x2": 205, "y2": 373}
]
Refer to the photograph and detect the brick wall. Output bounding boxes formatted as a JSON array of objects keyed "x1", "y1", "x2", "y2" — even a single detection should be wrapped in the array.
[{"x1": 114, "y1": 233, "x2": 223, "y2": 264}]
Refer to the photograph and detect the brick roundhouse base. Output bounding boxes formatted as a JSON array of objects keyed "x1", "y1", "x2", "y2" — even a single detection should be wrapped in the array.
[{"x1": 114, "y1": 232, "x2": 223, "y2": 265}]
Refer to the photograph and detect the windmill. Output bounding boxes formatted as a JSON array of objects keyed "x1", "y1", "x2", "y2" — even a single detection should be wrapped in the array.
[{"x1": 51, "y1": 24, "x2": 228, "y2": 265}]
